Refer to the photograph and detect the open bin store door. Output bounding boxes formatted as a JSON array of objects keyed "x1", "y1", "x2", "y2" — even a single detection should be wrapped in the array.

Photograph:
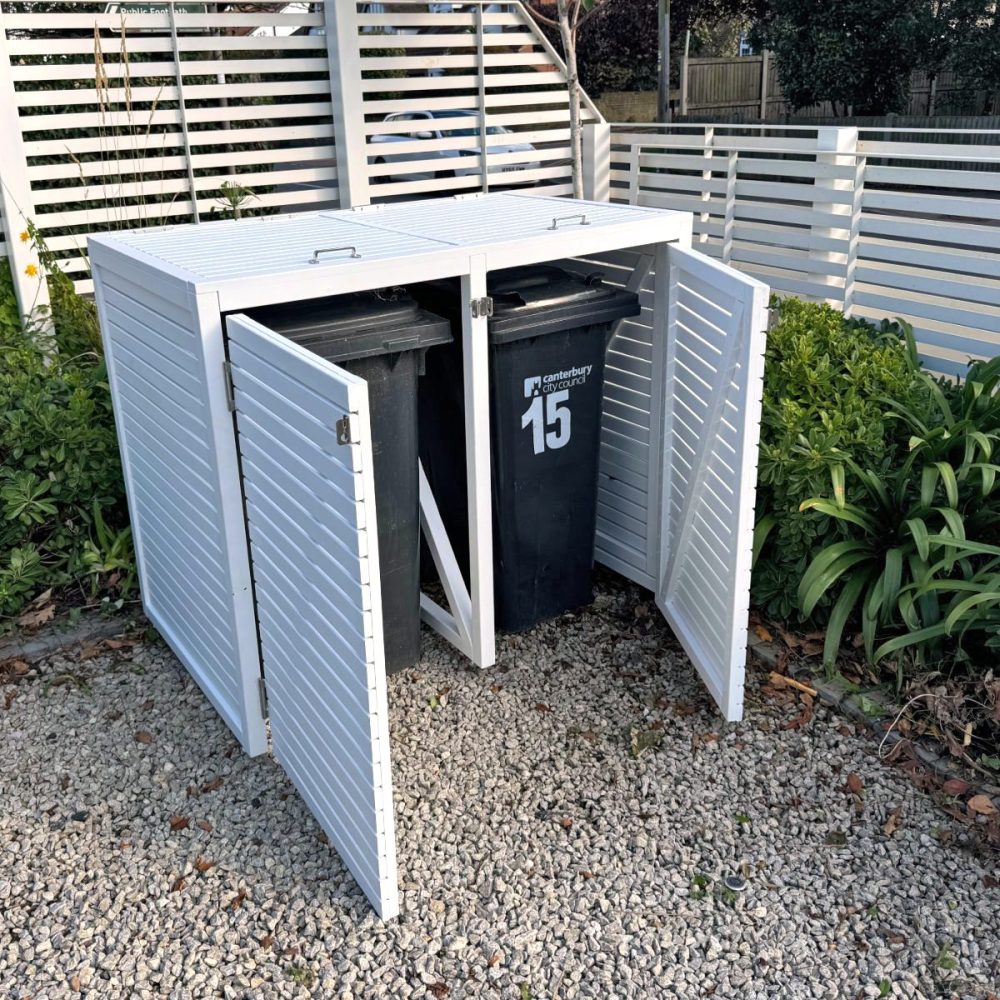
[
  {"x1": 225, "y1": 314, "x2": 399, "y2": 919},
  {"x1": 654, "y1": 246, "x2": 769, "y2": 723}
]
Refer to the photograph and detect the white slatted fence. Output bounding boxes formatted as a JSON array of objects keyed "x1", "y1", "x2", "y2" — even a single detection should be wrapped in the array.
[
  {"x1": 0, "y1": 0, "x2": 597, "y2": 306},
  {"x1": 353, "y1": 1, "x2": 598, "y2": 203},
  {"x1": 607, "y1": 124, "x2": 1000, "y2": 377},
  {"x1": 1, "y1": 1, "x2": 338, "y2": 296}
]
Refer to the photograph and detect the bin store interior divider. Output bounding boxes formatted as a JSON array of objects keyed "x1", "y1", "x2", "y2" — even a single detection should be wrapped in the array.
[{"x1": 413, "y1": 265, "x2": 641, "y2": 632}]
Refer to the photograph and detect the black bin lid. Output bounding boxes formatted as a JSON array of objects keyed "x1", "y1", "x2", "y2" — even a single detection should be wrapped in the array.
[
  {"x1": 413, "y1": 265, "x2": 641, "y2": 344},
  {"x1": 246, "y1": 289, "x2": 452, "y2": 363}
]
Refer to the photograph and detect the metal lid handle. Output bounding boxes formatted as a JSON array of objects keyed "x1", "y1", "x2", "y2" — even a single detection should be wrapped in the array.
[
  {"x1": 548, "y1": 213, "x2": 590, "y2": 231},
  {"x1": 310, "y1": 246, "x2": 361, "y2": 264}
]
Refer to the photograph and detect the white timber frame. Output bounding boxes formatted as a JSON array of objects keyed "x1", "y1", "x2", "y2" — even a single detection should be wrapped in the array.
[
  {"x1": 89, "y1": 192, "x2": 775, "y2": 914},
  {"x1": 89, "y1": 195, "x2": 694, "y2": 677}
]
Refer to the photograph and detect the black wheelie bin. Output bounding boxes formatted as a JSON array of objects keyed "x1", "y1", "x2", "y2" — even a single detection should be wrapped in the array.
[
  {"x1": 414, "y1": 265, "x2": 640, "y2": 632},
  {"x1": 246, "y1": 289, "x2": 452, "y2": 672}
]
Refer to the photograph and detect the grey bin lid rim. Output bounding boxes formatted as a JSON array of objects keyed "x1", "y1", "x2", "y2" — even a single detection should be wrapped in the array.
[{"x1": 245, "y1": 290, "x2": 453, "y2": 363}]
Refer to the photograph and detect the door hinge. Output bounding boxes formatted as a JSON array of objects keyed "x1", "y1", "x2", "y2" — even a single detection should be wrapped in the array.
[
  {"x1": 336, "y1": 414, "x2": 353, "y2": 445},
  {"x1": 471, "y1": 295, "x2": 493, "y2": 319},
  {"x1": 222, "y1": 359, "x2": 235, "y2": 413},
  {"x1": 257, "y1": 675, "x2": 268, "y2": 717}
]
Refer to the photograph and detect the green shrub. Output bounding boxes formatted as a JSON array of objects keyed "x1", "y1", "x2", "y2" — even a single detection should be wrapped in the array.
[
  {"x1": 0, "y1": 259, "x2": 22, "y2": 342},
  {"x1": 0, "y1": 251, "x2": 131, "y2": 623},
  {"x1": 752, "y1": 298, "x2": 936, "y2": 620},
  {"x1": 798, "y1": 355, "x2": 1000, "y2": 672}
]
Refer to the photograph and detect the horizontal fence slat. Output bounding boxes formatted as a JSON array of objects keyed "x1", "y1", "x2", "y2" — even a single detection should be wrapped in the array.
[
  {"x1": 10, "y1": 56, "x2": 330, "y2": 82},
  {"x1": 3, "y1": 12, "x2": 324, "y2": 29}
]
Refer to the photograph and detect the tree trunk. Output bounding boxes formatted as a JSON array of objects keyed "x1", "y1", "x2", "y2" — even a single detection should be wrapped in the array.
[{"x1": 557, "y1": 0, "x2": 583, "y2": 200}]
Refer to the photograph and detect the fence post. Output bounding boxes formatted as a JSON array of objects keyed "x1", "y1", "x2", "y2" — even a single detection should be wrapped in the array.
[
  {"x1": 475, "y1": 4, "x2": 489, "y2": 194},
  {"x1": 679, "y1": 30, "x2": 690, "y2": 117},
  {"x1": 759, "y1": 50, "x2": 769, "y2": 120},
  {"x1": 842, "y1": 151, "x2": 865, "y2": 317},
  {"x1": 810, "y1": 126, "x2": 858, "y2": 309},
  {"x1": 324, "y1": 0, "x2": 369, "y2": 208},
  {"x1": 582, "y1": 123, "x2": 611, "y2": 201},
  {"x1": 721, "y1": 150, "x2": 737, "y2": 264},
  {"x1": 0, "y1": 15, "x2": 50, "y2": 326},
  {"x1": 698, "y1": 127, "x2": 715, "y2": 247}
]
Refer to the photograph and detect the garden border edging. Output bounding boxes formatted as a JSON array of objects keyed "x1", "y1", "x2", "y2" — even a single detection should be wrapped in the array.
[{"x1": 747, "y1": 634, "x2": 1000, "y2": 820}]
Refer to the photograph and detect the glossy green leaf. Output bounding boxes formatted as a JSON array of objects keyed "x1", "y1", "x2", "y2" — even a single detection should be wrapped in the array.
[{"x1": 824, "y1": 571, "x2": 869, "y2": 667}]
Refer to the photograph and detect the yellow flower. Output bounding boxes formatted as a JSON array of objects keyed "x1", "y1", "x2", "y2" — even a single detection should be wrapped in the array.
[
  {"x1": 24, "y1": 263, "x2": 38, "y2": 278},
  {"x1": 19, "y1": 230, "x2": 29, "y2": 243}
]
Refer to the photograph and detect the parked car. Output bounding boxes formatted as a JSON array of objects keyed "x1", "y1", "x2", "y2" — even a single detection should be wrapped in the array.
[{"x1": 370, "y1": 110, "x2": 541, "y2": 184}]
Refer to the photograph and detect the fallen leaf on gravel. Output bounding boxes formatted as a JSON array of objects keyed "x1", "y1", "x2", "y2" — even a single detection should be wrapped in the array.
[
  {"x1": 578, "y1": 729, "x2": 598, "y2": 743},
  {"x1": 104, "y1": 638, "x2": 137, "y2": 650},
  {"x1": 885, "y1": 930, "x2": 907, "y2": 946},
  {"x1": 836, "y1": 724, "x2": 853, "y2": 738},
  {"x1": 3, "y1": 689, "x2": 17, "y2": 711},
  {"x1": 134, "y1": 731, "x2": 154, "y2": 745},
  {"x1": 487, "y1": 953, "x2": 501, "y2": 967},
  {"x1": 228, "y1": 889, "x2": 248, "y2": 910},
  {"x1": 197, "y1": 820, "x2": 213, "y2": 833},
  {"x1": 800, "y1": 641, "x2": 825, "y2": 657},
  {"x1": 4, "y1": 659, "x2": 29, "y2": 677},
  {"x1": 846, "y1": 773, "x2": 864, "y2": 796},
  {"x1": 78, "y1": 643, "x2": 103, "y2": 661},
  {"x1": 778, "y1": 628, "x2": 801, "y2": 649},
  {"x1": 259, "y1": 935, "x2": 274, "y2": 948},
  {"x1": 559, "y1": 817, "x2": 572, "y2": 829},
  {"x1": 534, "y1": 703, "x2": 551, "y2": 713},
  {"x1": 579, "y1": 871, "x2": 594, "y2": 879},
  {"x1": 194, "y1": 856, "x2": 215, "y2": 872},
  {"x1": 769, "y1": 672, "x2": 817, "y2": 697},
  {"x1": 489, "y1": 684, "x2": 503, "y2": 693},
  {"x1": 428, "y1": 983, "x2": 449, "y2": 999},
  {"x1": 782, "y1": 692, "x2": 814, "y2": 731},
  {"x1": 119, "y1": 841, "x2": 132, "y2": 850},
  {"x1": 70, "y1": 974, "x2": 81, "y2": 992},
  {"x1": 140, "y1": 699, "x2": 155, "y2": 711},
  {"x1": 884, "y1": 806, "x2": 903, "y2": 837},
  {"x1": 171, "y1": 877, "x2": 186, "y2": 893},
  {"x1": 942, "y1": 777, "x2": 970, "y2": 796},
  {"x1": 983, "y1": 874, "x2": 998, "y2": 889},
  {"x1": 201, "y1": 777, "x2": 224, "y2": 793},
  {"x1": 753, "y1": 625, "x2": 773, "y2": 643},
  {"x1": 169, "y1": 816, "x2": 189, "y2": 831},
  {"x1": 672, "y1": 701, "x2": 698, "y2": 718},
  {"x1": 19, "y1": 601, "x2": 54, "y2": 630},
  {"x1": 968, "y1": 794, "x2": 998, "y2": 817},
  {"x1": 825, "y1": 831, "x2": 847, "y2": 846}
]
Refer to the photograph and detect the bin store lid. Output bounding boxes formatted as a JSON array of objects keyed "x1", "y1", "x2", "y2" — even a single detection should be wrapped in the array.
[
  {"x1": 245, "y1": 289, "x2": 452, "y2": 363},
  {"x1": 414, "y1": 265, "x2": 642, "y2": 345}
]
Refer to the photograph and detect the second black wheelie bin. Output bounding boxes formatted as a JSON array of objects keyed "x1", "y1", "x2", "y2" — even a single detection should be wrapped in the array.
[
  {"x1": 414, "y1": 265, "x2": 641, "y2": 632},
  {"x1": 246, "y1": 289, "x2": 452, "y2": 673}
]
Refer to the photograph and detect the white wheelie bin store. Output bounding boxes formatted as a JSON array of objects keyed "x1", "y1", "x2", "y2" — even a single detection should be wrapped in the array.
[{"x1": 89, "y1": 193, "x2": 768, "y2": 918}]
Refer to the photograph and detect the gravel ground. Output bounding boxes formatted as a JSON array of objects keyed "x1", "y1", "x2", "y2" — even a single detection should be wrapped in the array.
[{"x1": 1, "y1": 576, "x2": 998, "y2": 1000}]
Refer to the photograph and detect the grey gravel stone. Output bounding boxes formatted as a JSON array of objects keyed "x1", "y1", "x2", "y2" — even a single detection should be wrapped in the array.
[{"x1": 1, "y1": 579, "x2": 998, "y2": 999}]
